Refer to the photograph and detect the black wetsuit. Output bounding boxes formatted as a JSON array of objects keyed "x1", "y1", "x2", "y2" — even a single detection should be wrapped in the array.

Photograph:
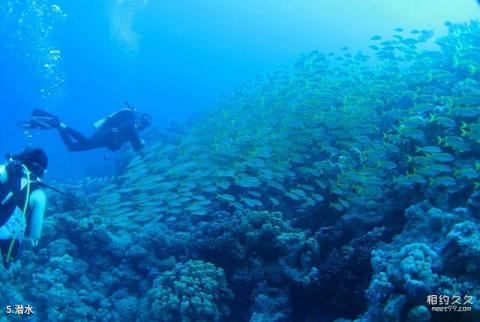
[{"x1": 58, "y1": 109, "x2": 143, "y2": 152}]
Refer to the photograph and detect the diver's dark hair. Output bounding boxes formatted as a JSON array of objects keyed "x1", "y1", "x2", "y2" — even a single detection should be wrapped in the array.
[{"x1": 13, "y1": 148, "x2": 48, "y2": 177}]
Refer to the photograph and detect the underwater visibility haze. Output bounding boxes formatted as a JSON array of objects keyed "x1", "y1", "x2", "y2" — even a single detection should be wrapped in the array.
[{"x1": 0, "y1": 0, "x2": 480, "y2": 321}]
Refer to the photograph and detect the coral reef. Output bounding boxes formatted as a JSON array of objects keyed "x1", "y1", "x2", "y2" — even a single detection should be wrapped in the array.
[
  {"x1": 358, "y1": 204, "x2": 480, "y2": 322},
  {"x1": 1, "y1": 19, "x2": 480, "y2": 322},
  {"x1": 143, "y1": 260, "x2": 233, "y2": 322}
]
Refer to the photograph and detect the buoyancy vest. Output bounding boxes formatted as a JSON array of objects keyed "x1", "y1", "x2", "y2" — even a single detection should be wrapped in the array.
[
  {"x1": 0, "y1": 164, "x2": 33, "y2": 266},
  {"x1": 93, "y1": 108, "x2": 136, "y2": 130},
  {"x1": 0, "y1": 166, "x2": 29, "y2": 227}
]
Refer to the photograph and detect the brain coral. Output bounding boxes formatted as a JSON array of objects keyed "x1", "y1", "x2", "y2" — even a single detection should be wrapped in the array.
[{"x1": 146, "y1": 260, "x2": 233, "y2": 322}]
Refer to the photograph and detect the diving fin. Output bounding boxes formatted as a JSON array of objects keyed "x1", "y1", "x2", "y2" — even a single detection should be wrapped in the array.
[{"x1": 18, "y1": 109, "x2": 60, "y2": 130}]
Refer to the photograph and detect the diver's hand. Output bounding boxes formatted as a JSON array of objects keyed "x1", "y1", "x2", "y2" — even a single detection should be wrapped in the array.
[{"x1": 6, "y1": 160, "x2": 24, "y2": 178}]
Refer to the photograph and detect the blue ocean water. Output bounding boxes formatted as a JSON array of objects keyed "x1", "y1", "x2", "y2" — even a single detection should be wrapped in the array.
[
  {"x1": 0, "y1": 0, "x2": 477, "y2": 179},
  {"x1": 0, "y1": 1, "x2": 480, "y2": 322}
]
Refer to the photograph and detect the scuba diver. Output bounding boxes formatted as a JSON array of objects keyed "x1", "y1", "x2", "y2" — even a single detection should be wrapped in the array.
[
  {"x1": 19, "y1": 105, "x2": 152, "y2": 154},
  {"x1": 0, "y1": 148, "x2": 48, "y2": 268}
]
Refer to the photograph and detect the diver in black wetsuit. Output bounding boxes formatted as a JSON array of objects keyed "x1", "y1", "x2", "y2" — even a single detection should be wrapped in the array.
[{"x1": 19, "y1": 107, "x2": 152, "y2": 154}]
